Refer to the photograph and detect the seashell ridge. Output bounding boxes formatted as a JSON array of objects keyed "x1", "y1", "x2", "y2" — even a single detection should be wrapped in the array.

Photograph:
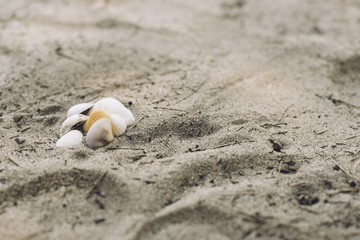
[{"x1": 110, "y1": 114, "x2": 127, "y2": 136}]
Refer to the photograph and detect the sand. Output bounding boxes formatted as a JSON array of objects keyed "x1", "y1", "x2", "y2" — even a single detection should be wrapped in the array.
[{"x1": 1, "y1": 0, "x2": 360, "y2": 239}]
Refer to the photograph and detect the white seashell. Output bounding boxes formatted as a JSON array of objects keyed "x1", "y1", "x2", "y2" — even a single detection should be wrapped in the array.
[
  {"x1": 60, "y1": 114, "x2": 89, "y2": 136},
  {"x1": 56, "y1": 130, "x2": 83, "y2": 147},
  {"x1": 83, "y1": 109, "x2": 127, "y2": 136},
  {"x1": 67, "y1": 103, "x2": 94, "y2": 118},
  {"x1": 86, "y1": 118, "x2": 114, "y2": 149},
  {"x1": 110, "y1": 114, "x2": 127, "y2": 136},
  {"x1": 91, "y1": 98, "x2": 135, "y2": 126}
]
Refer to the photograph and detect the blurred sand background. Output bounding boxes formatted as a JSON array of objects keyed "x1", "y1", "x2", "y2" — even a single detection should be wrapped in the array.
[{"x1": 1, "y1": 0, "x2": 360, "y2": 239}]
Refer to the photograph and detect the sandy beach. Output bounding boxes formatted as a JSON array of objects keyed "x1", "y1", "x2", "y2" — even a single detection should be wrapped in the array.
[{"x1": 1, "y1": 0, "x2": 360, "y2": 239}]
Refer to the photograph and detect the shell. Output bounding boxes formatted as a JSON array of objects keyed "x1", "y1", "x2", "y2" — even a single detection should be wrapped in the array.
[
  {"x1": 60, "y1": 114, "x2": 89, "y2": 136},
  {"x1": 56, "y1": 130, "x2": 83, "y2": 147},
  {"x1": 83, "y1": 109, "x2": 111, "y2": 132},
  {"x1": 86, "y1": 118, "x2": 114, "y2": 149},
  {"x1": 67, "y1": 103, "x2": 94, "y2": 118},
  {"x1": 91, "y1": 98, "x2": 135, "y2": 126},
  {"x1": 83, "y1": 109, "x2": 127, "y2": 136},
  {"x1": 110, "y1": 114, "x2": 127, "y2": 136}
]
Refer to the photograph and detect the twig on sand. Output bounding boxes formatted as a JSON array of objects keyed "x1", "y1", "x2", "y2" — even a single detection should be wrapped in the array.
[
  {"x1": 328, "y1": 156, "x2": 360, "y2": 182},
  {"x1": 18, "y1": 232, "x2": 40, "y2": 240},
  {"x1": 152, "y1": 99, "x2": 165, "y2": 104},
  {"x1": 299, "y1": 206, "x2": 319, "y2": 214},
  {"x1": 86, "y1": 171, "x2": 108, "y2": 199},
  {"x1": 176, "y1": 80, "x2": 206, "y2": 104},
  {"x1": 55, "y1": 47, "x2": 89, "y2": 67},
  {"x1": 260, "y1": 123, "x2": 287, "y2": 129},
  {"x1": 37, "y1": 91, "x2": 63, "y2": 100},
  {"x1": 86, "y1": 94, "x2": 100, "y2": 102},
  {"x1": 345, "y1": 135, "x2": 359, "y2": 140},
  {"x1": 340, "y1": 232, "x2": 360, "y2": 238},
  {"x1": 188, "y1": 140, "x2": 253, "y2": 153},
  {"x1": 128, "y1": 115, "x2": 147, "y2": 130},
  {"x1": 315, "y1": 130, "x2": 328, "y2": 135},
  {"x1": 212, "y1": 141, "x2": 240, "y2": 149},
  {"x1": 316, "y1": 94, "x2": 360, "y2": 109},
  {"x1": 106, "y1": 147, "x2": 146, "y2": 154},
  {"x1": 73, "y1": 167, "x2": 85, "y2": 172},
  {"x1": 329, "y1": 98, "x2": 360, "y2": 109},
  {"x1": 6, "y1": 156, "x2": 21, "y2": 167},
  {"x1": 20, "y1": 127, "x2": 31, "y2": 133},
  {"x1": 106, "y1": 147, "x2": 145, "y2": 151},
  {"x1": 153, "y1": 106, "x2": 186, "y2": 112},
  {"x1": 279, "y1": 104, "x2": 294, "y2": 121},
  {"x1": 326, "y1": 188, "x2": 359, "y2": 196}
]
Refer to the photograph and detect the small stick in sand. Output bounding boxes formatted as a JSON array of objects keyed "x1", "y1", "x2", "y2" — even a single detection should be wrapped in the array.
[
  {"x1": 315, "y1": 130, "x2": 328, "y2": 135},
  {"x1": 20, "y1": 127, "x2": 31, "y2": 133},
  {"x1": 261, "y1": 123, "x2": 287, "y2": 129},
  {"x1": 106, "y1": 147, "x2": 146, "y2": 154},
  {"x1": 326, "y1": 188, "x2": 359, "y2": 196},
  {"x1": 6, "y1": 156, "x2": 21, "y2": 167},
  {"x1": 317, "y1": 93, "x2": 360, "y2": 109},
  {"x1": 128, "y1": 115, "x2": 147, "y2": 130},
  {"x1": 37, "y1": 91, "x2": 63, "y2": 100},
  {"x1": 86, "y1": 171, "x2": 108, "y2": 199},
  {"x1": 86, "y1": 93, "x2": 100, "y2": 102},
  {"x1": 176, "y1": 80, "x2": 206, "y2": 104},
  {"x1": 328, "y1": 97, "x2": 360, "y2": 109},
  {"x1": 18, "y1": 231, "x2": 40, "y2": 240},
  {"x1": 344, "y1": 135, "x2": 359, "y2": 140},
  {"x1": 73, "y1": 167, "x2": 85, "y2": 173},
  {"x1": 279, "y1": 104, "x2": 294, "y2": 121},
  {"x1": 212, "y1": 141, "x2": 239, "y2": 150},
  {"x1": 152, "y1": 99, "x2": 165, "y2": 104},
  {"x1": 329, "y1": 156, "x2": 360, "y2": 182},
  {"x1": 153, "y1": 106, "x2": 186, "y2": 112},
  {"x1": 55, "y1": 47, "x2": 89, "y2": 67},
  {"x1": 298, "y1": 206, "x2": 319, "y2": 214}
]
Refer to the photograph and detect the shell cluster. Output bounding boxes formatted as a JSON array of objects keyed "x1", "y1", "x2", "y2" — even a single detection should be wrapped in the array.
[{"x1": 56, "y1": 98, "x2": 134, "y2": 149}]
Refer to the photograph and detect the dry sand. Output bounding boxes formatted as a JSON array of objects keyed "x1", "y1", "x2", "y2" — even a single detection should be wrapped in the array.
[{"x1": 1, "y1": 0, "x2": 360, "y2": 239}]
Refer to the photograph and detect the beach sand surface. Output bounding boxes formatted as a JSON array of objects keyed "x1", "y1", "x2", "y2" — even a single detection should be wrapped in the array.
[{"x1": 1, "y1": 0, "x2": 360, "y2": 239}]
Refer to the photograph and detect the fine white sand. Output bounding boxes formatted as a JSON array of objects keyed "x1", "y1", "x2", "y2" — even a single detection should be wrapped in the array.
[{"x1": 1, "y1": 0, "x2": 360, "y2": 239}]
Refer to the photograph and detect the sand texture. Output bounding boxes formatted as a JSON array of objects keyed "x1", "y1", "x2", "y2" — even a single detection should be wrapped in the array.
[{"x1": 1, "y1": 0, "x2": 360, "y2": 239}]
